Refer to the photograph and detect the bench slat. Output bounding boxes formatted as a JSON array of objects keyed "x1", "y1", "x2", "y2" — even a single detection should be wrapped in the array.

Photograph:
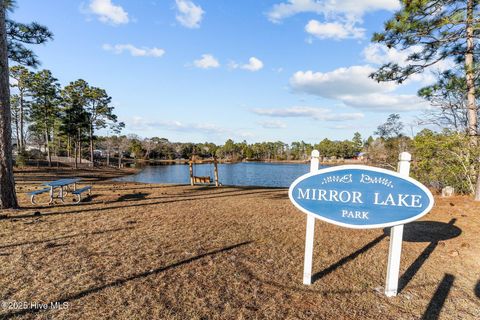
[
  {"x1": 72, "y1": 186, "x2": 92, "y2": 195},
  {"x1": 28, "y1": 188, "x2": 50, "y2": 195}
]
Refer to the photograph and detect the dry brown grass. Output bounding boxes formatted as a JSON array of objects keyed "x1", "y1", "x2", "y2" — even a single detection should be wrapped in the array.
[{"x1": 0, "y1": 167, "x2": 479, "y2": 319}]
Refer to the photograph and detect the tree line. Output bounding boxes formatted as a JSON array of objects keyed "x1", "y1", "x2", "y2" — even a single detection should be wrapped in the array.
[
  {"x1": 97, "y1": 132, "x2": 365, "y2": 164},
  {"x1": 10, "y1": 65, "x2": 123, "y2": 168}
]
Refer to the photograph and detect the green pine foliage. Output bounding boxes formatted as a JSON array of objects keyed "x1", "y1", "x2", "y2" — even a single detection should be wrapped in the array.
[
  {"x1": 5, "y1": 0, "x2": 53, "y2": 67},
  {"x1": 371, "y1": 0, "x2": 479, "y2": 83},
  {"x1": 412, "y1": 129, "x2": 478, "y2": 194}
]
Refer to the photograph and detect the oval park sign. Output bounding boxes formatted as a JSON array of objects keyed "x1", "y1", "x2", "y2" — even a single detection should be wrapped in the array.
[{"x1": 288, "y1": 165, "x2": 434, "y2": 229}]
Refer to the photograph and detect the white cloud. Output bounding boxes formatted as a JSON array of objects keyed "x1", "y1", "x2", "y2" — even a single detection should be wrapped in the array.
[
  {"x1": 290, "y1": 66, "x2": 395, "y2": 98},
  {"x1": 268, "y1": 1, "x2": 399, "y2": 42},
  {"x1": 242, "y1": 57, "x2": 264, "y2": 71},
  {"x1": 253, "y1": 106, "x2": 364, "y2": 121},
  {"x1": 305, "y1": 20, "x2": 365, "y2": 40},
  {"x1": 267, "y1": 0, "x2": 323, "y2": 22},
  {"x1": 230, "y1": 57, "x2": 264, "y2": 71},
  {"x1": 267, "y1": 0, "x2": 400, "y2": 23},
  {"x1": 341, "y1": 93, "x2": 430, "y2": 112},
  {"x1": 88, "y1": 0, "x2": 129, "y2": 25},
  {"x1": 129, "y1": 117, "x2": 226, "y2": 134},
  {"x1": 193, "y1": 54, "x2": 220, "y2": 69},
  {"x1": 363, "y1": 43, "x2": 456, "y2": 85},
  {"x1": 175, "y1": 0, "x2": 204, "y2": 28},
  {"x1": 290, "y1": 65, "x2": 433, "y2": 112},
  {"x1": 127, "y1": 117, "x2": 256, "y2": 141},
  {"x1": 102, "y1": 44, "x2": 165, "y2": 57},
  {"x1": 363, "y1": 43, "x2": 417, "y2": 66},
  {"x1": 258, "y1": 120, "x2": 287, "y2": 129}
]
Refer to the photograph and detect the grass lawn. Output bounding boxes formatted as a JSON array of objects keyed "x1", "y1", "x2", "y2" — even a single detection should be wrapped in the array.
[{"x1": 0, "y1": 167, "x2": 479, "y2": 319}]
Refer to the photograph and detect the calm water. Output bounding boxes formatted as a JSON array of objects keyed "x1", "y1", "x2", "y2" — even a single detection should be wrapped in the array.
[{"x1": 114, "y1": 162, "x2": 320, "y2": 187}]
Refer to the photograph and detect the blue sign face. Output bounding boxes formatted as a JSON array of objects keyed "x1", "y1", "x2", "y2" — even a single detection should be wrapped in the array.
[{"x1": 288, "y1": 165, "x2": 434, "y2": 229}]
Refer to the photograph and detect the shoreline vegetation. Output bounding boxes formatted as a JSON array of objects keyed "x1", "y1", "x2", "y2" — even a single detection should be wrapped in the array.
[{"x1": 130, "y1": 158, "x2": 367, "y2": 165}]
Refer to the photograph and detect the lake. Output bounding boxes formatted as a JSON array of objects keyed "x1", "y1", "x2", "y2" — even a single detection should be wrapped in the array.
[{"x1": 114, "y1": 162, "x2": 320, "y2": 187}]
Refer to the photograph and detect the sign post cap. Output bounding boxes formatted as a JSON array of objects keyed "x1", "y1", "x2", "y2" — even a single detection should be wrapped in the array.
[
  {"x1": 399, "y1": 152, "x2": 411, "y2": 161},
  {"x1": 311, "y1": 150, "x2": 320, "y2": 158}
]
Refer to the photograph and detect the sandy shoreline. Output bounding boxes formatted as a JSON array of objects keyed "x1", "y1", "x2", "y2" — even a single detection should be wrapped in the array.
[{"x1": 0, "y1": 167, "x2": 479, "y2": 319}]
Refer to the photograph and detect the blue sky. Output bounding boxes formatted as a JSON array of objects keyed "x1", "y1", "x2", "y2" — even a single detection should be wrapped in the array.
[{"x1": 12, "y1": 0, "x2": 448, "y2": 144}]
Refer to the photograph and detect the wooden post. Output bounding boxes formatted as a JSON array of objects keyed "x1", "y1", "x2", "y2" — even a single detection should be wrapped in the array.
[
  {"x1": 214, "y1": 157, "x2": 219, "y2": 187},
  {"x1": 303, "y1": 150, "x2": 320, "y2": 285},
  {"x1": 385, "y1": 151, "x2": 411, "y2": 297},
  {"x1": 189, "y1": 157, "x2": 194, "y2": 186}
]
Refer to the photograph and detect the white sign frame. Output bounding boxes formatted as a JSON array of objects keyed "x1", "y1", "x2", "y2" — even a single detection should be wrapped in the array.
[
  {"x1": 288, "y1": 164, "x2": 434, "y2": 229},
  {"x1": 297, "y1": 151, "x2": 433, "y2": 296}
]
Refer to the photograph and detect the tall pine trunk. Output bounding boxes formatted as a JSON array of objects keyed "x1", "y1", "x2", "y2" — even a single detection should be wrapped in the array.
[
  {"x1": 44, "y1": 126, "x2": 51, "y2": 167},
  {"x1": 14, "y1": 109, "x2": 19, "y2": 150},
  {"x1": 0, "y1": 4, "x2": 18, "y2": 209},
  {"x1": 19, "y1": 90, "x2": 24, "y2": 151},
  {"x1": 67, "y1": 134, "x2": 70, "y2": 159},
  {"x1": 106, "y1": 144, "x2": 110, "y2": 166},
  {"x1": 52, "y1": 127, "x2": 56, "y2": 157},
  {"x1": 78, "y1": 129, "x2": 82, "y2": 164},
  {"x1": 75, "y1": 129, "x2": 80, "y2": 169},
  {"x1": 89, "y1": 123, "x2": 94, "y2": 167},
  {"x1": 465, "y1": 0, "x2": 480, "y2": 200},
  {"x1": 74, "y1": 141, "x2": 78, "y2": 169},
  {"x1": 118, "y1": 149, "x2": 122, "y2": 169}
]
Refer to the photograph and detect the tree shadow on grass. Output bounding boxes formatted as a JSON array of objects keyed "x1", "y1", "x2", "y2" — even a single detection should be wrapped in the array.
[
  {"x1": 312, "y1": 234, "x2": 387, "y2": 284},
  {"x1": 238, "y1": 260, "x2": 437, "y2": 297},
  {"x1": 2, "y1": 189, "x2": 283, "y2": 221},
  {"x1": 115, "y1": 192, "x2": 149, "y2": 202},
  {"x1": 0, "y1": 226, "x2": 136, "y2": 250},
  {"x1": 421, "y1": 273, "x2": 455, "y2": 320},
  {"x1": 2, "y1": 240, "x2": 253, "y2": 319},
  {"x1": 18, "y1": 186, "x2": 279, "y2": 212},
  {"x1": 383, "y1": 219, "x2": 461, "y2": 294},
  {"x1": 310, "y1": 219, "x2": 461, "y2": 290}
]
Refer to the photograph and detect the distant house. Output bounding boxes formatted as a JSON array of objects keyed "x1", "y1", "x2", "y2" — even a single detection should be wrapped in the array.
[
  {"x1": 357, "y1": 152, "x2": 367, "y2": 161},
  {"x1": 94, "y1": 149, "x2": 106, "y2": 157}
]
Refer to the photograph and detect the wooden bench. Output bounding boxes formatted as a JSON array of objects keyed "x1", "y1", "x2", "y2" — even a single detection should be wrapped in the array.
[
  {"x1": 193, "y1": 176, "x2": 212, "y2": 184},
  {"x1": 28, "y1": 188, "x2": 51, "y2": 205},
  {"x1": 72, "y1": 186, "x2": 92, "y2": 203}
]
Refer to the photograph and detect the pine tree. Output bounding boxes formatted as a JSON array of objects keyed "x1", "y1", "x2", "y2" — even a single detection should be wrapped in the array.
[
  {"x1": 10, "y1": 93, "x2": 19, "y2": 149},
  {"x1": 0, "y1": 0, "x2": 52, "y2": 209},
  {"x1": 352, "y1": 132, "x2": 363, "y2": 155},
  {"x1": 60, "y1": 79, "x2": 89, "y2": 169},
  {"x1": 5, "y1": 3, "x2": 53, "y2": 67},
  {"x1": 418, "y1": 70, "x2": 477, "y2": 131},
  {"x1": 28, "y1": 70, "x2": 59, "y2": 167},
  {"x1": 0, "y1": 1, "x2": 16, "y2": 208},
  {"x1": 84, "y1": 86, "x2": 117, "y2": 167},
  {"x1": 370, "y1": 0, "x2": 480, "y2": 199},
  {"x1": 10, "y1": 65, "x2": 33, "y2": 151}
]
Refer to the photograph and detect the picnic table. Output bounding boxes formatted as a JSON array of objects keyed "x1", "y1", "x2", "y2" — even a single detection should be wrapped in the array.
[
  {"x1": 43, "y1": 178, "x2": 80, "y2": 204},
  {"x1": 29, "y1": 178, "x2": 92, "y2": 204}
]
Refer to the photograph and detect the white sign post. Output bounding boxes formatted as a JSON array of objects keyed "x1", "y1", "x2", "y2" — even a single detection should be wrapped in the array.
[
  {"x1": 300, "y1": 151, "x2": 418, "y2": 297},
  {"x1": 384, "y1": 151, "x2": 411, "y2": 297},
  {"x1": 303, "y1": 150, "x2": 320, "y2": 285}
]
